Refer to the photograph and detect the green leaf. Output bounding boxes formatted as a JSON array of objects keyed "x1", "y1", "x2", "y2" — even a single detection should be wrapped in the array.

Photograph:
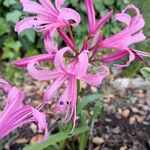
[
  {"x1": 25, "y1": 49, "x2": 39, "y2": 57},
  {"x1": 0, "y1": 18, "x2": 10, "y2": 36},
  {"x1": 123, "y1": 61, "x2": 143, "y2": 78},
  {"x1": 77, "y1": 93, "x2": 106, "y2": 114},
  {"x1": 93, "y1": 103, "x2": 103, "y2": 120},
  {"x1": 104, "y1": 0, "x2": 115, "y2": 6},
  {"x1": 20, "y1": 29, "x2": 36, "y2": 43},
  {"x1": 4, "y1": 37, "x2": 21, "y2": 52},
  {"x1": 3, "y1": 0, "x2": 16, "y2": 7},
  {"x1": 79, "y1": 111, "x2": 89, "y2": 150},
  {"x1": 6, "y1": 10, "x2": 22, "y2": 24},
  {"x1": 23, "y1": 126, "x2": 89, "y2": 150},
  {"x1": 141, "y1": 67, "x2": 150, "y2": 81}
]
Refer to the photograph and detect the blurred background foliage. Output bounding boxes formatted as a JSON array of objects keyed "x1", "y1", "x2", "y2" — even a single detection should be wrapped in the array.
[{"x1": 0, "y1": 0, "x2": 150, "y2": 81}]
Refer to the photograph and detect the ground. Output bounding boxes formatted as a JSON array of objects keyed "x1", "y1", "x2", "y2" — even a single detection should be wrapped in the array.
[{"x1": 0, "y1": 73, "x2": 150, "y2": 150}]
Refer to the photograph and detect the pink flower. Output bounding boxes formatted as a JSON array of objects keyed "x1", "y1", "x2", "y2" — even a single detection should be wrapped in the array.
[
  {"x1": 27, "y1": 47, "x2": 109, "y2": 132},
  {"x1": 85, "y1": 0, "x2": 113, "y2": 35},
  {"x1": 100, "y1": 5, "x2": 150, "y2": 67},
  {"x1": 0, "y1": 78, "x2": 48, "y2": 140},
  {"x1": 15, "y1": 0, "x2": 80, "y2": 52}
]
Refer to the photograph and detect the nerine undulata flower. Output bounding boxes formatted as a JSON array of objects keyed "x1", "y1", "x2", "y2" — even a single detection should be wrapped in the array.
[
  {"x1": 100, "y1": 5, "x2": 150, "y2": 67},
  {"x1": 15, "y1": 0, "x2": 80, "y2": 52},
  {"x1": 27, "y1": 47, "x2": 109, "y2": 132},
  {"x1": 85, "y1": 0, "x2": 113, "y2": 36},
  {"x1": 0, "y1": 78, "x2": 48, "y2": 140},
  {"x1": 85, "y1": 1, "x2": 150, "y2": 67}
]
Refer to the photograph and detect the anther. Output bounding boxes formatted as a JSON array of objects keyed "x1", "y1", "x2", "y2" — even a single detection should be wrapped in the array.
[
  {"x1": 33, "y1": 17, "x2": 38, "y2": 21},
  {"x1": 60, "y1": 101, "x2": 64, "y2": 105}
]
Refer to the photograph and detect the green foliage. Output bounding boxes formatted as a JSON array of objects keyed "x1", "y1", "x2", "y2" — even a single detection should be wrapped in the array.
[
  {"x1": 141, "y1": 67, "x2": 150, "y2": 81},
  {"x1": 122, "y1": 61, "x2": 143, "y2": 78},
  {"x1": 24, "y1": 126, "x2": 89, "y2": 150},
  {"x1": 77, "y1": 93, "x2": 106, "y2": 113},
  {"x1": 6, "y1": 10, "x2": 22, "y2": 24},
  {"x1": 0, "y1": 18, "x2": 10, "y2": 36}
]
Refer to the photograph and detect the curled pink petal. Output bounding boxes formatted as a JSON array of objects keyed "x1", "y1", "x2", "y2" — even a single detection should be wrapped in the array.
[
  {"x1": 55, "y1": 0, "x2": 65, "y2": 11},
  {"x1": 20, "y1": 0, "x2": 49, "y2": 15},
  {"x1": 94, "y1": 10, "x2": 113, "y2": 33},
  {"x1": 44, "y1": 33, "x2": 58, "y2": 54},
  {"x1": 15, "y1": 17, "x2": 36, "y2": 34},
  {"x1": 27, "y1": 60, "x2": 61, "y2": 81},
  {"x1": 85, "y1": 0, "x2": 96, "y2": 34},
  {"x1": 0, "y1": 78, "x2": 12, "y2": 93},
  {"x1": 14, "y1": 54, "x2": 54, "y2": 67},
  {"x1": 114, "y1": 49, "x2": 135, "y2": 68},
  {"x1": 101, "y1": 50, "x2": 129, "y2": 63},
  {"x1": 54, "y1": 47, "x2": 72, "y2": 71},
  {"x1": 59, "y1": 8, "x2": 81, "y2": 27},
  {"x1": 32, "y1": 108, "x2": 48, "y2": 140},
  {"x1": 43, "y1": 74, "x2": 68, "y2": 103},
  {"x1": 74, "y1": 50, "x2": 89, "y2": 78},
  {"x1": 80, "y1": 65, "x2": 109, "y2": 86}
]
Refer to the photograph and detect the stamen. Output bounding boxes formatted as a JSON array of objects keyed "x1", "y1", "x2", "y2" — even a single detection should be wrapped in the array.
[
  {"x1": 56, "y1": 117, "x2": 62, "y2": 122},
  {"x1": 60, "y1": 101, "x2": 64, "y2": 105},
  {"x1": 33, "y1": 17, "x2": 38, "y2": 21}
]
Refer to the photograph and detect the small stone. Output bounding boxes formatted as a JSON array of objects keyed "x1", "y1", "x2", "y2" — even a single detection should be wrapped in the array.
[
  {"x1": 30, "y1": 134, "x2": 44, "y2": 144},
  {"x1": 30, "y1": 123, "x2": 37, "y2": 133},
  {"x1": 119, "y1": 145, "x2": 127, "y2": 150},
  {"x1": 121, "y1": 109, "x2": 130, "y2": 118},
  {"x1": 80, "y1": 81, "x2": 87, "y2": 89},
  {"x1": 16, "y1": 138, "x2": 28, "y2": 144},
  {"x1": 91, "y1": 86, "x2": 98, "y2": 92},
  {"x1": 92, "y1": 137, "x2": 104, "y2": 145},
  {"x1": 129, "y1": 117, "x2": 136, "y2": 124},
  {"x1": 112, "y1": 126, "x2": 120, "y2": 134},
  {"x1": 94, "y1": 146, "x2": 101, "y2": 150},
  {"x1": 134, "y1": 115, "x2": 144, "y2": 123},
  {"x1": 131, "y1": 107, "x2": 139, "y2": 113}
]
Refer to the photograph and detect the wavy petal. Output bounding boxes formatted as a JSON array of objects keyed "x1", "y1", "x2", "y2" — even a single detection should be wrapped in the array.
[
  {"x1": 27, "y1": 60, "x2": 61, "y2": 81},
  {"x1": 44, "y1": 33, "x2": 58, "y2": 54},
  {"x1": 85, "y1": 0, "x2": 96, "y2": 34},
  {"x1": 14, "y1": 54, "x2": 54, "y2": 67},
  {"x1": 32, "y1": 108, "x2": 48, "y2": 140},
  {"x1": 55, "y1": 0, "x2": 65, "y2": 11},
  {"x1": 39, "y1": 0, "x2": 57, "y2": 14},
  {"x1": 20, "y1": 0, "x2": 49, "y2": 15},
  {"x1": 101, "y1": 50, "x2": 129, "y2": 63},
  {"x1": 115, "y1": 49, "x2": 135, "y2": 68},
  {"x1": 58, "y1": 8, "x2": 81, "y2": 27},
  {"x1": 133, "y1": 49, "x2": 150, "y2": 57},
  {"x1": 54, "y1": 47, "x2": 72, "y2": 71},
  {"x1": 74, "y1": 50, "x2": 89, "y2": 78},
  {"x1": 80, "y1": 65, "x2": 109, "y2": 86},
  {"x1": 94, "y1": 10, "x2": 113, "y2": 33},
  {"x1": 0, "y1": 78, "x2": 12, "y2": 93},
  {"x1": 43, "y1": 74, "x2": 68, "y2": 103},
  {"x1": 15, "y1": 17, "x2": 36, "y2": 34}
]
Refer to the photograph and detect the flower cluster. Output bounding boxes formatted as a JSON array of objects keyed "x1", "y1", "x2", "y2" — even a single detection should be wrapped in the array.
[{"x1": 0, "y1": 0, "x2": 149, "y2": 141}]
